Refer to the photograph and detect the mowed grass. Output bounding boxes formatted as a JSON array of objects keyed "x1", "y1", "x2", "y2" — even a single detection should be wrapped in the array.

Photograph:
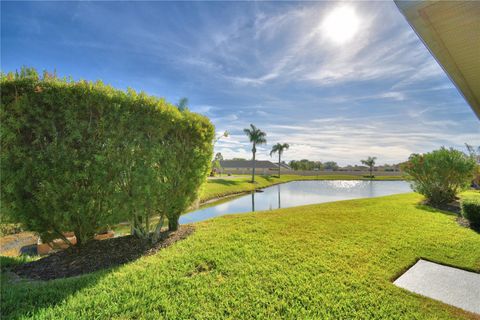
[
  {"x1": 201, "y1": 174, "x2": 403, "y2": 202},
  {"x1": 2, "y1": 193, "x2": 480, "y2": 319}
]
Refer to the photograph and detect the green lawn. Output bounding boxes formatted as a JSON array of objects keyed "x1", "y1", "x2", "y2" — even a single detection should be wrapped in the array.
[
  {"x1": 2, "y1": 192, "x2": 479, "y2": 319},
  {"x1": 200, "y1": 174, "x2": 403, "y2": 202}
]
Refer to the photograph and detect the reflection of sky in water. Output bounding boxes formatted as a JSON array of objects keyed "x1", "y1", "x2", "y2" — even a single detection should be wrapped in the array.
[{"x1": 180, "y1": 180, "x2": 411, "y2": 224}]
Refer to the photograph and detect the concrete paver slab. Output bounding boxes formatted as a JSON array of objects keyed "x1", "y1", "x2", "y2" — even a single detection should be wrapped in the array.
[{"x1": 394, "y1": 259, "x2": 480, "y2": 314}]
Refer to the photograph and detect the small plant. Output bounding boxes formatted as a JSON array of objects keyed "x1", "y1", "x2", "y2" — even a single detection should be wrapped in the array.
[
  {"x1": 402, "y1": 147, "x2": 477, "y2": 205},
  {"x1": 461, "y1": 196, "x2": 480, "y2": 226}
]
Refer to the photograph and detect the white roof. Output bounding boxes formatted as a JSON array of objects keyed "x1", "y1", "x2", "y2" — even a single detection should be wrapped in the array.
[{"x1": 395, "y1": 1, "x2": 480, "y2": 119}]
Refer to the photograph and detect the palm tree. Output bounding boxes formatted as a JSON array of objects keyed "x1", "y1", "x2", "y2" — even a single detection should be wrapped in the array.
[
  {"x1": 243, "y1": 124, "x2": 267, "y2": 183},
  {"x1": 176, "y1": 97, "x2": 189, "y2": 111},
  {"x1": 270, "y1": 143, "x2": 289, "y2": 178},
  {"x1": 361, "y1": 156, "x2": 377, "y2": 179}
]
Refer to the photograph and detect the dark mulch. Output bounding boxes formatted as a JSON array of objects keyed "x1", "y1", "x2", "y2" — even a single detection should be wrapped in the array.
[
  {"x1": 427, "y1": 200, "x2": 461, "y2": 215},
  {"x1": 12, "y1": 225, "x2": 194, "y2": 281},
  {"x1": 456, "y1": 216, "x2": 471, "y2": 228}
]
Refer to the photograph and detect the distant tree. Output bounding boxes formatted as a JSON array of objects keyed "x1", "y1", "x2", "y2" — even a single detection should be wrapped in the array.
[
  {"x1": 243, "y1": 124, "x2": 267, "y2": 183},
  {"x1": 176, "y1": 97, "x2": 189, "y2": 111},
  {"x1": 212, "y1": 132, "x2": 228, "y2": 175},
  {"x1": 212, "y1": 159, "x2": 222, "y2": 176},
  {"x1": 313, "y1": 161, "x2": 323, "y2": 170},
  {"x1": 212, "y1": 153, "x2": 224, "y2": 176},
  {"x1": 465, "y1": 143, "x2": 480, "y2": 162},
  {"x1": 232, "y1": 158, "x2": 247, "y2": 161},
  {"x1": 465, "y1": 143, "x2": 480, "y2": 188},
  {"x1": 289, "y1": 159, "x2": 324, "y2": 171},
  {"x1": 361, "y1": 157, "x2": 377, "y2": 178},
  {"x1": 299, "y1": 159, "x2": 313, "y2": 171},
  {"x1": 289, "y1": 160, "x2": 299, "y2": 170},
  {"x1": 270, "y1": 143, "x2": 289, "y2": 178},
  {"x1": 323, "y1": 161, "x2": 339, "y2": 171}
]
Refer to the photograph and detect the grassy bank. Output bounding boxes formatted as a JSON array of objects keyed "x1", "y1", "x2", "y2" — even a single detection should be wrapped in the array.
[
  {"x1": 2, "y1": 193, "x2": 479, "y2": 319},
  {"x1": 200, "y1": 174, "x2": 404, "y2": 202}
]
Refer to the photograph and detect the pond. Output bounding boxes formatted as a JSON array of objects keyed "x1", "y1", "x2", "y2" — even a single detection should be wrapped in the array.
[{"x1": 180, "y1": 180, "x2": 412, "y2": 224}]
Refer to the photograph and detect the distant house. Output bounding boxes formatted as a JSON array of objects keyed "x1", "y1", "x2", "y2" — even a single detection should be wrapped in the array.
[
  {"x1": 217, "y1": 160, "x2": 278, "y2": 175},
  {"x1": 339, "y1": 165, "x2": 368, "y2": 172},
  {"x1": 275, "y1": 162, "x2": 292, "y2": 171},
  {"x1": 376, "y1": 164, "x2": 401, "y2": 172}
]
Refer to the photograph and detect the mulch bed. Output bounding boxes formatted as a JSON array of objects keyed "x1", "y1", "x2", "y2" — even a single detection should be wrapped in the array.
[
  {"x1": 12, "y1": 225, "x2": 194, "y2": 281},
  {"x1": 426, "y1": 200, "x2": 461, "y2": 215}
]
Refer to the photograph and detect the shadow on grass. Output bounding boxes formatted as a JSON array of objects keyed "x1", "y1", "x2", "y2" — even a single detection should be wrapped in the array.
[
  {"x1": 414, "y1": 203, "x2": 458, "y2": 217},
  {"x1": 1, "y1": 256, "x2": 108, "y2": 319},
  {"x1": 0, "y1": 226, "x2": 193, "y2": 319},
  {"x1": 262, "y1": 175, "x2": 276, "y2": 182},
  {"x1": 415, "y1": 203, "x2": 480, "y2": 234},
  {"x1": 209, "y1": 179, "x2": 242, "y2": 186},
  {"x1": 470, "y1": 225, "x2": 480, "y2": 233}
]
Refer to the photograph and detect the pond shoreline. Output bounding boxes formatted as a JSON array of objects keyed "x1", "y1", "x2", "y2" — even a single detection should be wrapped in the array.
[
  {"x1": 198, "y1": 177, "x2": 407, "y2": 207},
  {"x1": 0, "y1": 178, "x2": 407, "y2": 256},
  {"x1": 181, "y1": 179, "x2": 412, "y2": 225}
]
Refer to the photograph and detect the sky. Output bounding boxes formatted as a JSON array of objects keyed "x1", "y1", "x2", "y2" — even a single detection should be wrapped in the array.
[{"x1": 2, "y1": 1, "x2": 479, "y2": 166}]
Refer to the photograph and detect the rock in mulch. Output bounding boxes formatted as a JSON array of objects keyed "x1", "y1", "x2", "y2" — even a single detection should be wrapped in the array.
[
  {"x1": 12, "y1": 225, "x2": 194, "y2": 281},
  {"x1": 0, "y1": 232, "x2": 39, "y2": 257}
]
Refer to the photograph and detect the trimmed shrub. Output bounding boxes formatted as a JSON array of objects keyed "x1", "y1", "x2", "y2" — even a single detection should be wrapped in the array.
[
  {"x1": 1, "y1": 68, "x2": 214, "y2": 245},
  {"x1": 461, "y1": 196, "x2": 480, "y2": 226},
  {"x1": 402, "y1": 147, "x2": 477, "y2": 205}
]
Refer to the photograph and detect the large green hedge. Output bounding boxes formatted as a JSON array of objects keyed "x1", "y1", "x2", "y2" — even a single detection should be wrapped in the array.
[{"x1": 1, "y1": 68, "x2": 214, "y2": 245}]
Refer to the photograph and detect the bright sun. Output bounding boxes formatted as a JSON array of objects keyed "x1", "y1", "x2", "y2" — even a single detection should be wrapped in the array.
[{"x1": 322, "y1": 6, "x2": 360, "y2": 44}]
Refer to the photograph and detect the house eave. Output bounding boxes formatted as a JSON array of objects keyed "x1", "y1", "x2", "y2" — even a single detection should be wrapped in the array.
[{"x1": 395, "y1": 0, "x2": 480, "y2": 119}]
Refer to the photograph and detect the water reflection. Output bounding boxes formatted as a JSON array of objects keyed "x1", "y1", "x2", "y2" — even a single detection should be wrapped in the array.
[
  {"x1": 252, "y1": 192, "x2": 255, "y2": 212},
  {"x1": 278, "y1": 184, "x2": 281, "y2": 209},
  {"x1": 179, "y1": 180, "x2": 411, "y2": 224}
]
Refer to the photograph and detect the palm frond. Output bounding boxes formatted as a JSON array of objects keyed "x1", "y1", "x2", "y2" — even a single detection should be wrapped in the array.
[
  {"x1": 176, "y1": 97, "x2": 189, "y2": 111},
  {"x1": 244, "y1": 124, "x2": 267, "y2": 144},
  {"x1": 257, "y1": 137, "x2": 267, "y2": 145}
]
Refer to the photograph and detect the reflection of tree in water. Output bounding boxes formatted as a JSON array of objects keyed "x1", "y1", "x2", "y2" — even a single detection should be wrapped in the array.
[
  {"x1": 278, "y1": 185, "x2": 281, "y2": 209},
  {"x1": 367, "y1": 180, "x2": 374, "y2": 197},
  {"x1": 251, "y1": 192, "x2": 255, "y2": 212}
]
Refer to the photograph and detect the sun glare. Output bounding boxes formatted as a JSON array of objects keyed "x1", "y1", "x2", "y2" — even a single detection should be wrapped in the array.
[{"x1": 322, "y1": 6, "x2": 360, "y2": 44}]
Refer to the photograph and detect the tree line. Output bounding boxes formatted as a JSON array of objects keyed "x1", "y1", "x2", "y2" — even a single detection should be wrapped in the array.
[{"x1": 289, "y1": 160, "x2": 339, "y2": 171}]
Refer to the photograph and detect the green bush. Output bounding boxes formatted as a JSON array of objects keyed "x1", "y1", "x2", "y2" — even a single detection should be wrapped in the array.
[
  {"x1": 402, "y1": 147, "x2": 477, "y2": 205},
  {"x1": 1, "y1": 68, "x2": 214, "y2": 245},
  {"x1": 461, "y1": 196, "x2": 480, "y2": 226}
]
